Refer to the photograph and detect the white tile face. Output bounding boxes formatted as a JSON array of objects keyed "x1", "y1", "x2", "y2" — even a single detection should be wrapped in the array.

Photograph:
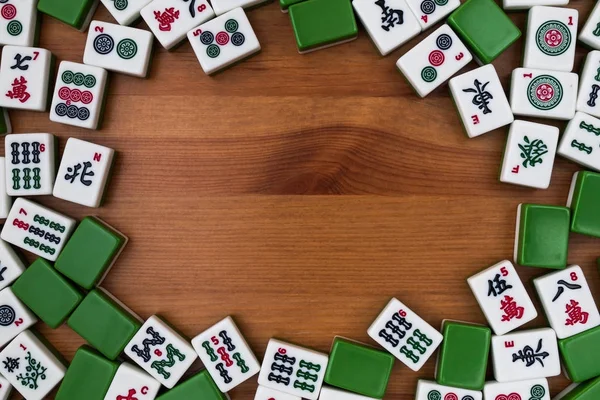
[
  {"x1": 0, "y1": 374, "x2": 12, "y2": 400},
  {"x1": 503, "y1": 0, "x2": 567, "y2": 11},
  {"x1": 352, "y1": 0, "x2": 421, "y2": 56},
  {"x1": 0, "y1": 330, "x2": 66, "y2": 400},
  {"x1": 449, "y1": 65, "x2": 514, "y2": 138},
  {"x1": 101, "y1": 0, "x2": 153, "y2": 25},
  {"x1": 0, "y1": 198, "x2": 76, "y2": 261},
  {"x1": 500, "y1": 120, "x2": 559, "y2": 189},
  {"x1": 255, "y1": 385, "x2": 301, "y2": 400},
  {"x1": 406, "y1": 0, "x2": 460, "y2": 30},
  {"x1": 188, "y1": 7, "x2": 260, "y2": 75},
  {"x1": 579, "y1": 2, "x2": 600, "y2": 50},
  {"x1": 367, "y1": 297, "x2": 442, "y2": 371},
  {"x1": 483, "y1": 379, "x2": 550, "y2": 400},
  {"x1": 491, "y1": 328, "x2": 560, "y2": 382},
  {"x1": 415, "y1": 380, "x2": 482, "y2": 400},
  {"x1": 0, "y1": 158, "x2": 12, "y2": 219},
  {"x1": 257, "y1": 339, "x2": 329, "y2": 400},
  {"x1": 0, "y1": 0, "x2": 37, "y2": 47},
  {"x1": 124, "y1": 315, "x2": 197, "y2": 389},
  {"x1": 52, "y1": 138, "x2": 115, "y2": 208},
  {"x1": 5, "y1": 133, "x2": 56, "y2": 196},
  {"x1": 0, "y1": 288, "x2": 36, "y2": 348},
  {"x1": 141, "y1": 0, "x2": 215, "y2": 50},
  {"x1": 533, "y1": 265, "x2": 600, "y2": 339},
  {"x1": 558, "y1": 112, "x2": 600, "y2": 171},
  {"x1": 319, "y1": 386, "x2": 378, "y2": 400},
  {"x1": 576, "y1": 51, "x2": 600, "y2": 118},
  {"x1": 467, "y1": 261, "x2": 538, "y2": 336},
  {"x1": 0, "y1": 46, "x2": 51, "y2": 112},
  {"x1": 212, "y1": 0, "x2": 269, "y2": 15},
  {"x1": 191, "y1": 316, "x2": 260, "y2": 393},
  {"x1": 523, "y1": 6, "x2": 578, "y2": 72},
  {"x1": 0, "y1": 240, "x2": 25, "y2": 291},
  {"x1": 84, "y1": 21, "x2": 154, "y2": 78},
  {"x1": 104, "y1": 362, "x2": 161, "y2": 400},
  {"x1": 397, "y1": 24, "x2": 472, "y2": 97},
  {"x1": 510, "y1": 68, "x2": 578, "y2": 120}
]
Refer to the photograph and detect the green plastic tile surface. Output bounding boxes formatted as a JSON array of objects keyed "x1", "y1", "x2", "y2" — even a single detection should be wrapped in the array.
[
  {"x1": 559, "y1": 325, "x2": 600, "y2": 382},
  {"x1": 12, "y1": 258, "x2": 83, "y2": 329},
  {"x1": 156, "y1": 370, "x2": 228, "y2": 400},
  {"x1": 37, "y1": 0, "x2": 95, "y2": 29},
  {"x1": 516, "y1": 204, "x2": 570, "y2": 269},
  {"x1": 570, "y1": 171, "x2": 600, "y2": 238},
  {"x1": 447, "y1": 0, "x2": 520, "y2": 64},
  {"x1": 280, "y1": 0, "x2": 306, "y2": 10},
  {"x1": 436, "y1": 321, "x2": 490, "y2": 390},
  {"x1": 324, "y1": 337, "x2": 394, "y2": 398},
  {"x1": 67, "y1": 289, "x2": 141, "y2": 360},
  {"x1": 0, "y1": 109, "x2": 10, "y2": 134},
  {"x1": 557, "y1": 376, "x2": 600, "y2": 400}
]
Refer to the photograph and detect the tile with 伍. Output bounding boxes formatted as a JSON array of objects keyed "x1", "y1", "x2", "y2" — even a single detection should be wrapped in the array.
[
  {"x1": 510, "y1": 68, "x2": 578, "y2": 120},
  {"x1": 37, "y1": 0, "x2": 99, "y2": 31},
  {"x1": 554, "y1": 378, "x2": 600, "y2": 400},
  {"x1": 559, "y1": 326, "x2": 600, "y2": 382},
  {"x1": 449, "y1": 64, "x2": 514, "y2": 138},
  {"x1": 567, "y1": 171, "x2": 600, "y2": 238},
  {"x1": 0, "y1": 0, "x2": 39, "y2": 47},
  {"x1": 397, "y1": 24, "x2": 472, "y2": 98},
  {"x1": 367, "y1": 297, "x2": 442, "y2": 371},
  {"x1": 104, "y1": 362, "x2": 162, "y2": 400},
  {"x1": 156, "y1": 370, "x2": 228, "y2": 400},
  {"x1": 0, "y1": 239, "x2": 25, "y2": 291},
  {"x1": 575, "y1": 52, "x2": 600, "y2": 118},
  {"x1": 502, "y1": 0, "x2": 566, "y2": 11},
  {"x1": 101, "y1": 0, "x2": 152, "y2": 26},
  {"x1": 0, "y1": 287, "x2": 36, "y2": 348},
  {"x1": 483, "y1": 379, "x2": 550, "y2": 400},
  {"x1": 499, "y1": 120, "x2": 559, "y2": 189},
  {"x1": 415, "y1": 380, "x2": 482, "y2": 400},
  {"x1": 212, "y1": 0, "x2": 270, "y2": 16},
  {"x1": 405, "y1": 0, "x2": 460, "y2": 30},
  {"x1": 579, "y1": 2, "x2": 600, "y2": 51},
  {"x1": 255, "y1": 385, "x2": 301, "y2": 400},
  {"x1": 0, "y1": 158, "x2": 12, "y2": 219},
  {"x1": 558, "y1": 112, "x2": 600, "y2": 172}
]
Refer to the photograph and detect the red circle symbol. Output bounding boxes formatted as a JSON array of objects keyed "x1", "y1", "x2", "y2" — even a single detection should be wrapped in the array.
[
  {"x1": 444, "y1": 394, "x2": 458, "y2": 400},
  {"x1": 536, "y1": 83, "x2": 554, "y2": 101},
  {"x1": 216, "y1": 31, "x2": 229, "y2": 46},
  {"x1": 80, "y1": 91, "x2": 93, "y2": 104},
  {"x1": 429, "y1": 50, "x2": 445, "y2": 67},
  {"x1": 508, "y1": 394, "x2": 522, "y2": 400},
  {"x1": 58, "y1": 87, "x2": 71, "y2": 101},
  {"x1": 544, "y1": 29, "x2": 563, "y2": 47},
  {"x1": 1, "y1": 4, "x2": 17, "y2": 20},
  {"x1": 70, "y1": 88, "x2": 82, "y2": 102}
]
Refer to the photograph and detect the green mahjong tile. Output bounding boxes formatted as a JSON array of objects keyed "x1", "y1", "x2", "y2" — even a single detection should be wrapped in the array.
[
  {"x1": 447, "y1": 0, "x2": 520, "y2": 64},
  {"x1": 55, "y1": 345, "x2": 118, "y2": 400},
  {"x1": 0, "y1": 109, "x2": 10, "y2": 135},
  {"x1": 55, "y1": 217, "x2": 126, "y2": 290},
  {"x1": 559, "y1": 325, "x2": 600, "y2": 382},
  {"x1": 436, "y1": 321, "x2": 490, "y2": 390},
  {"x1": 289, "y1": 0, "x2": 357, "y2": 53},
  {"x1": 67, "y1": 289, "x2": 141, "y2": 360},
  {"x1": 37, "y1": 0, "x2": 95, "y2": 30},
  {"x1": 516, "y1": 204, "x2": 570, "y2": 269},
  {"x1": 569, "y1": 171, "x2": 600, "y2": 238},
  {"x1": 12, "y1": 258, "x2": 83, "y2": 329},
  {"x1": 324, "y1": 337, "x2": 394, "y2": 398},
  {"x1": 557, "y1": 376, "x2": 600, "y2": 400},
  {"x1": 156, "y1": 370, "x2": 228, "y2": 400},
  {"x1": 280, "y1": 0, "x2": 306, "y2": 11}
]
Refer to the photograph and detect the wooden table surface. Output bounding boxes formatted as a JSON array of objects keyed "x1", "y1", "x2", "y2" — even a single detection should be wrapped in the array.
[{"x1": 7, "y1": 0, "x2": 600, "y2": 398}]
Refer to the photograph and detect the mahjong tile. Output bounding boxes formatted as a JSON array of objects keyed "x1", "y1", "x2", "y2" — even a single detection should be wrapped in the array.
[
  {"x1": 0, "y1": 0, "x2": 38, "y2": 47},
  {"x1": 0, "y1": 46, "x2": 52, "y2": 112},
  {"x1": 52, "y1": 138, "x2": 115, "y2": 208},
  {"x1": 319, "y1": 386, "x2": 379, "y2": 400},
  {"x1": 188, "y1": 7, "x2": 260, "y2": 75},
  {"x1": 406, "y1": 0, "x2": 460, "y2": 30},
  {"x1": 101, "y1": 0, "x2": 153, "y2": 26},
  {"x1": 49, "y1": 62, "x2": 108, "y2": 130},
  {"x1": 84, "y1": 20, "x2": 154, "y2": 78},
  {"x1": 576, "y1": 51, "x2": 600, "y2": 118},
  {"x1": 579, "y1": 2, "x2": 600, "y2": 51},
  {"x1": 523, "y1": 6, "x2": 578, "y2": 72},
  {"x1": 0, "y1": 288, "x2": 36, "y2": 348},
  {"x1": 257, "y1": 338, "x2": 329, "y2": 400},
  {"x1": 415, "y1": 380, "x2": 482, "y2": 400},
  {"x1": 367, "y1": 297, "x2": 442, "y2": 371},
  {"x1": 0, "y1": 158, "x2": 11, "y2": 219},
  {"x1": 255, "y1": 385, "x2": 300, "y2": 400},
  {"x1": 4, "y1": 133, "x2": 56, "y2": 196},
  {"x1": 483, "y1": 379, "x2": 550, "y2": 400},
  {"x1": 559, "y1": 113, "x2": 600, "y2": 171},
  {"x1": 0, "y1": 374, "x2": 11, "y2": 400},
  {"x1": 103, "y1": 362, "x2": 161, "y2": 400},
  {"x1": 124, "y1": 315, "x2": 197, "y2": 388},
  {"x1": 191, "y1": 316, "x2": 260, "y2": 393},
  {"x1": 467, "y1": 260, "x2": 537, "y2": 335},
  {"x1": 141, "y1": 0, "x2": 215, "y2": 50},
  {"x1": 352, "y1": 0, "x2": 421, "y2": 56},
  {"x1": 449, "y1": 64, "x2": 514, "y2": 138},
  {"x1": 397, "y1": 24, "x2": 472, "y2": 97},
  {"x1": 212, "y1": 0, "x2": 269, "y2": 16},
  {"x1": 510, "y1": 68, "x2": 578, "y2": 120},
  {"x1": 502, "y1": 0, "x2": 567, "y2": 11},
  {"x1": 0, "y1": 198, "x2": 76, "y2": 261},
  {"x1": 0, "y1": 330, "x2": 66, "y2": 400},
  {"x1": 0, "y1": 239, "x2": 25, "y2": 291},
  {"x1": 500, "y1": 120, "x2": 559, "y2": 189}
]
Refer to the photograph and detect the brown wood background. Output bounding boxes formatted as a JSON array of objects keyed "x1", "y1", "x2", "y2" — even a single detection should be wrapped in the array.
[{"x1": 5, "y1": 0, "x2": 600, "y2": 398}]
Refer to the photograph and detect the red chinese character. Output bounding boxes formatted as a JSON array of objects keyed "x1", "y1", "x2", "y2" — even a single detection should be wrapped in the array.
[
  {"x1": 500, "y1": 295, "x2": 524, "y2": 321},
  {"x1": 154, "y1": 7, "x2": 179, "y2": 31},
  {"x1": 565, "y1": 299, "x2": 589, "y2": 326},
  {"x1": 6, "y1": 76, "x2": 30, "y2": 103}
]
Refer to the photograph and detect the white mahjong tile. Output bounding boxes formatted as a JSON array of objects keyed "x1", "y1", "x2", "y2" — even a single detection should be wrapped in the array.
[
  {"x1": 188, "y1": 7, "x2": 260, "y2": 75},
  {"x1": 255, "y1": 385, "x2": 301, "y2": 400},
  {"x1": 500, "y1": 120, "x2": 559, "y2": 189},
  {"x1": 0, "y1": 330, "x2": 66, "y2": 400},
  {"x1": 101, "y1": 0, "x2": 153, "y2": 26},
  {"x1": 523, "y1": 6, "x2": 578, "y2": 72},
  {"x1": 491, "y1": 328, "x2": 560, "y2": 382},
  {"x1": 212, "y1": 0, "x2": 269, "y2": 15},
  {"x1": 576, "y1": 51, "x2": 600, "y2": 118},
  {"x1": 319, "y1": 386, "x2": 379, "y2": 400},
  {"x1": 257, "y1": 338, "x2": 328, "y2": 400},
  {"x1": 83, "y1": 21, "x2": 154, "y2": 78},
  {"x1": 49, "y1": 62, "x2": 108, "y2": 130},
  {"x1": 406, "y1": 0, "x2": 459, "y2": 30},
  {"x1": 449, "y1": 64, "x2": 514, "y2": 138},
  {"x1": 0, "y1": 288, "x2": 36, "y2": 348},
  {"x1": 558, "y1": 112, "x2": 600, "y2": 171},
  {"x1": 0, "y1": 374, "x2": 11, "y2": 400},
  {"x1": 0, "y1": 240, "x2": 24, "y2": 291},
  {"x1": 415, "y1": 380, "x2": 482, "y2": 400},
  {"x1": 533, "y1": 265, "x2": 600, "y2": 339},
  {"x1": 0, "y1": 46, "x2": 52, "y2": 112},
  {"x1": 191, "y1": 316, "x2": 260, "y2": 393},
  {"x1": 397, "y1": 24, "x2": 472, "y2": 98},
  {"x1": 503, "y1": 0, "x2": 567, "y2": 11},
  {"x1": 52, "y1": 138, "x2": 115, "y2": 208},
  {"x1": 0, "y1": 198, "x2": 76, "y2": 261},
  {"x1": 124, "y1": 315, "x2": 197, "y2": 389},
  {"x1": 579, "y1": 2, "x2": 600, "y2": 50},
  {"x1": 484, "y1": 379, "x2": 550, "y2": 400},
  {"x1": 141, "y1": 0, "x2": 215, "y2": 50},
  {"x1": 352, "y1": 0, "x2": 421, "y2": 56},
  {"x1": 103, "y1": 362, "x2": 161, "y2": 400},
  {"x1": 4, "y1": 133, "x2": 55, "y2": 197},
  {"x1": 510, "y1": 68, "x2": 578, "y2": 120},
  {"x1": 0, "y1": 0, "x2": 38, "y2": 47},
  {"x1": 0, "y1": 158, "x2": 11, "y2": 219},
  {"x1": 367, "y1": 297, "x2": 442, "y2": 371},
  {"x1": 467, "y1": 260, "x2": 537, "y2": 335}
]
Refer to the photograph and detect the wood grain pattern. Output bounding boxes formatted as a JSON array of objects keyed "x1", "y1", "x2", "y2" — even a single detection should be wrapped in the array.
[{"x1": 5, "y1": 1, "x2": 600, "y2": 398}]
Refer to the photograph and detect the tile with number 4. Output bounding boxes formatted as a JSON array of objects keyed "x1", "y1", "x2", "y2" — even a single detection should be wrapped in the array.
[
  {"x1": 415, "y1": 380, "x2": 482, "y2": 400},
  {"x1": 5, "y1": 133, "x2": 56, "y2": 197},
  {"x1": 0, "y1": 0, "x2": 39, "y2": 47},
  {"x1": 576, "y1": 52, "x2": 600, "y2": 119},
  {"x1": 483, "y1": 379, "x2": 550, "y2": 400},
  {"x1": 0, "y1": 287, "x2": 36, "y2": 348},
  {"x1": 558, "y1": 112, "x2": 600, "y2": 172},
  {"x1": 406, "y1": 0, "x2": 460, "y2": 30},
  {"x1": 101, "y1": 0, "x2": 153, "y2": 26},
  {"x1": 104, "y1": 362, "x2": 161, "y2": 400}
]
